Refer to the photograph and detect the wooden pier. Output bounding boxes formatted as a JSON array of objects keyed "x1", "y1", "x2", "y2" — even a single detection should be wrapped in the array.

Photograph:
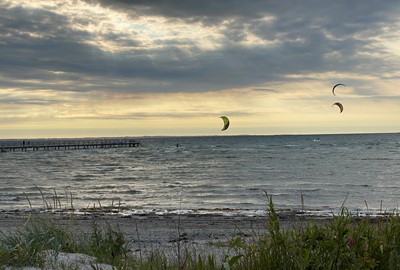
[{"x1": 0, "y1": 139, "x2": 140, "y2": 152}]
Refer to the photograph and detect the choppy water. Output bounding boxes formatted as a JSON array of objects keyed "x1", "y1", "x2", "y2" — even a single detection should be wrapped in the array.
[{"x1": 1, "y1": 134, "x2": 400, "y2": 216}]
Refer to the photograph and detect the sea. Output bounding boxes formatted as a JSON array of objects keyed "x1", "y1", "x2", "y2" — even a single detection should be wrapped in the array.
[{"x1": 1, "y1": 133, "x2": 400, "y2": 217}]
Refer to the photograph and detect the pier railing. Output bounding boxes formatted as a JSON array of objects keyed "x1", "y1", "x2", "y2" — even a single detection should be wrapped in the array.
[{"x1": 0, "y1": 139, "x2": 140, "y2": 152}]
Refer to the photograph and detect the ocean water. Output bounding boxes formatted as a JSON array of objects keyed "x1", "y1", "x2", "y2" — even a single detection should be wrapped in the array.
[{"x1": 1, "y1": 133, "x2": 400, "y2": 217}]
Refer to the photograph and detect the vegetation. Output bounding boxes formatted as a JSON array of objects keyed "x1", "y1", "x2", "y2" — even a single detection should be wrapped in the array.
[{"x1": 2, "y1": 196, "x2": 400, "y2": 269}]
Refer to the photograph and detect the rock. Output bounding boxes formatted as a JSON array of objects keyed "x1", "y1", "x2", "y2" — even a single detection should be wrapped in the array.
[{"x1": 43, "y1": 250, "x2": 114, "y2": 270}]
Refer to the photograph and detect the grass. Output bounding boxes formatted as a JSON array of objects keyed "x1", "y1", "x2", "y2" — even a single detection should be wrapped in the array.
[{"x1": 3, "y1": 194, "x2": 400, "y2": 269}]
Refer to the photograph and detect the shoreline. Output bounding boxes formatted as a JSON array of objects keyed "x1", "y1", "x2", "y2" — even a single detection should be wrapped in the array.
[
  {"x1": 0, "y1": 211, "x2": 315, "y2": 255},
  {"x1": 0, "y1": 210, "x2": 394, "y2": 267},
  {"x1": 0, "y1": 209, "x2": 392, "y2": 249}
]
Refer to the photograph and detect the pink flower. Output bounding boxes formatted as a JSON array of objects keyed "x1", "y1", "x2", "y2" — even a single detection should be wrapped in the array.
[{"x1": 347, "y1": 236, "x2": 355, "y2": 247}]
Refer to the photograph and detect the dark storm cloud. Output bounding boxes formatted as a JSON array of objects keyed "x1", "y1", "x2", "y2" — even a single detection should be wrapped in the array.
[
  {"x1": 1, "y1": 1, "x2": 400, "y2": 95},
  {"x1": 92, "y1": 0, "x2": 399, "y2": 31},
  {"x1": 87, "y1": 0, "x2": 266, "y2": 19},
  {"x1": 0, "y1": 6, "x2": 98, "y2": 84}
]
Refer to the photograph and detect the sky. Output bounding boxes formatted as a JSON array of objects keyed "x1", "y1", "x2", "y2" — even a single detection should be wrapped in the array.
[{"x1": 1, "y1": 0, "x2": 400, "y2": 138}]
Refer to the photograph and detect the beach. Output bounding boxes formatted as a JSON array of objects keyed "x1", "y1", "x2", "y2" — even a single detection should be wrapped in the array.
[
  {"x1": 0, "y1": 211, "x2": 269, "y2": 249},
  {"x1": 0, "y1": 211, "x2": 272, "y2": 268},
  {"x1": 0, "y1": 210, "x2": 315, "y2": 261},
  {"x1": 0, "y1": 208, "x2": 392, "y2": 269}
]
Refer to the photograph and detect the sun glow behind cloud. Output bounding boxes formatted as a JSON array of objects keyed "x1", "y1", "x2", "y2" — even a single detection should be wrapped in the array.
[
  {"x1": 4, "y1": 0, "x2": 277, "y2": 56},
  {"x1": 1, "y1": 82, "x2": 399, "y2": 138}
]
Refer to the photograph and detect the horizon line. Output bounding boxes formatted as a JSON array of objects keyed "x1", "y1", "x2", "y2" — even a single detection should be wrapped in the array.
[{"x1": 0, "y1": 131, "x2": 399, "y2": 141}]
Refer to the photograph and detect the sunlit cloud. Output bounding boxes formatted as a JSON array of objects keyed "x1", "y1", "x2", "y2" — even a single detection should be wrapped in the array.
[
  {"x1": 1, "y1": 0, "x2": 400, "y2": 138},
  {"x1": 3, "y1": 0, "x2": 229, "y2": 54}
]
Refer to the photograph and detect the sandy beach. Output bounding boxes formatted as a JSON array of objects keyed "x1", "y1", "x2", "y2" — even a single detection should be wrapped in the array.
[
  {"x1": 0, "y1": 212, "x2": 267, "y2": 248},
  {"x1": 0, "y1": 210, "x2": 314, "y2": 261},
  {"x1": 0, "y1": 209, "x2": 387, "y2": 269}
]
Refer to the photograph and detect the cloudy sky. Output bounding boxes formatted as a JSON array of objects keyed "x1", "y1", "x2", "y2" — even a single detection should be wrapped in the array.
[{"x1": 1, "y1": 0, "x2": 400, "y2": 138}]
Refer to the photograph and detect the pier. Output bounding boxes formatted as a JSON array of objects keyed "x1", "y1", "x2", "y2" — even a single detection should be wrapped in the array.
[{"x1": 0, "y1": 139, "x2": 140, "y2": 152}]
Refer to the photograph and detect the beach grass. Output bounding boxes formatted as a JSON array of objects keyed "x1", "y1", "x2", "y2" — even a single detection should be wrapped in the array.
[{"x1": 3, "y1": 196, "x2": 400, "y2": 269}]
